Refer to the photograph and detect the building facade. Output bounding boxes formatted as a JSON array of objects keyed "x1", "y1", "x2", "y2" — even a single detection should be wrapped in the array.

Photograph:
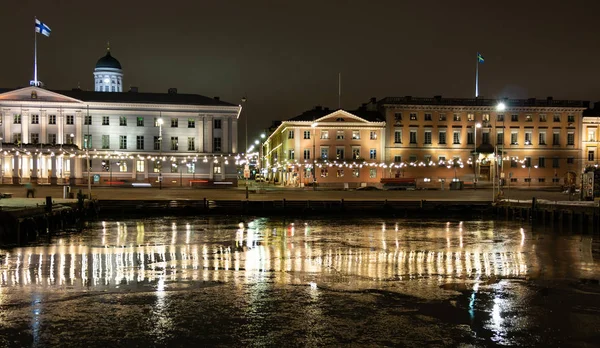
[
  {"x1": 262, "y1": 107, "x2": 386, "y2": 187},
  {"x1": 375, "y1": 96, "x2": 589, "y2": 188},
  {"x1": 0, "y1": 50, "x2": 241, "y2": 187}
]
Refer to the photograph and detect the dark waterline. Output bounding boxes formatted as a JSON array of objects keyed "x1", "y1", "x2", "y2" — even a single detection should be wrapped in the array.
[{"x1": 0, "y1": 217, "x2": 599, "y2": 347}]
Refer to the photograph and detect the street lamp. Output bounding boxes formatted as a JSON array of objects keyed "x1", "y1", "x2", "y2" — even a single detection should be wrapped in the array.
[
  {"x1": 474, "y1": 122, "x2": 482, "y2": 189},
  {"x1": 260, "y1": 133, "x2": 266, "y2": 181},
  {"x1": 157, "y1": 117, "x2": 164, "y2": 190},
  {"x1": 311, "y1": 122, "x2": 318, "y2": 190},
  {"x1": 493, "y1": 102, "x2": 506, "y2": 201},
  {"x1": 0, "y1": 136, "x2": 3, "y2": 184},
  {"x1": 241, "y1": 97, "x2": 247, "y2": 153}
]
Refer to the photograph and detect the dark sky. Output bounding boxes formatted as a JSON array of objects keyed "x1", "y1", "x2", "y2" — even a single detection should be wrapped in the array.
[{"x1": 2, "y1": 0, "x2": 600, "y2": 144}]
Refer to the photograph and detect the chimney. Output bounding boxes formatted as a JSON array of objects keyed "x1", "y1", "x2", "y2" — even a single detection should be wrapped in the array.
[
  {"x1": 214, "y1": 96, "x2": 220, "y2": 101},
  {"x1": 434, "y1": 95, "x2": 442, "y2": 102},
  {"x1": 315, "y1": 106, "x2": 322, "y2": 111},
  {"x1": 370, "y1": 97, "x2": 377, "y2": 104},
  {"x1": 324, "y1": 107, "x2": 330, "y2": 112},
  {"x1": 168, "y1": 88, "x2": 178, "y2": 94},
  {"x1": 129, "y1": 86, "x2": 138, "y2": 93}
]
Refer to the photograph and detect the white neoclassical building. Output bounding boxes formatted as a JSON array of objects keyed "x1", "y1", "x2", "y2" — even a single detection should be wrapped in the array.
[{"x1": 0, "y1": 50, "x2": 241, "y2": 187}]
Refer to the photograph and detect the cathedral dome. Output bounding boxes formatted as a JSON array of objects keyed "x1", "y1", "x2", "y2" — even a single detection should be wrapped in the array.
[{"x1": 95, "y1": 51, "x2": 122, "y2": 70}]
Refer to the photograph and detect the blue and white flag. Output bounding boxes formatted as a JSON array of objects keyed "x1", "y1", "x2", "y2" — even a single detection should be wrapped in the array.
[{"x1": 35, "y1": 19, "x2": 51, "y2": 37}]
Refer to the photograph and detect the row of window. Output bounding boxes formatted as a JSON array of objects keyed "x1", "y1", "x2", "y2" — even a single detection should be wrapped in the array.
[
  {"x1": 7, "y1": 133, "x2": 223, "y2": 152},
  {"x1": 289, "y1": 130, "x2": 378, "y2": 140},
  {"x1": 391, "y1": 154, "x2": 575, "y2": 167},
  {"x1": 394, "y1": 112, "x2": 576, "y2": 123},
  {"x1": 286, "y1": 147, "x2": 377, "y2": 160},
  {"x1": 5, "y1": 115, "x2": 223, "y2": 129},
  {"x1": 393, "y1": 130, "x2": 575, "y2": 146},
  {"x1": 297, "y1": 167, "x2": 378, "y2": 179}
]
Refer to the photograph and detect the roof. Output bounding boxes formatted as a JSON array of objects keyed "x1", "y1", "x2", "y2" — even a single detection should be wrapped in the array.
[
  {"x1": 288, "y1": 107, "x2": 384, "y2": 122},
  {"x1": 95, "y1": 51, "x2": 122, "y2": 70},
  {"x1": 378, "y1": 96, "x2": 590, "y2": 108},
  {"x1": 58, "y1": 89, "x2": 238, "y2": 107}
]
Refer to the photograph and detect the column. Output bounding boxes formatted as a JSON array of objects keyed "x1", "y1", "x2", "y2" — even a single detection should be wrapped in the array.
[
  {"x1": 75, "y1": 112, "x2": 83, "y2": 148},
  {"x1": 69, "y1": 156, "x2": 76, "y2": 185},
  {"x1": 222, "y1": 117, "x2": 229, "y2": 153},
  {"x1": 21, "y1": 113, "x2": 29, "y2": 144},
  {"x1": 144, "y1": 158, "x2": 149, "y2": 180},
  {"x1": 40, "y1": 111, "x2": 47, "y2": 144},
  {"x1": 31, "y1": 153, "x2": 38, "y2": 182},
  {"x1": 231, "y1": 118, "x2": 238, "y2": 153},
  {"x1": 74, "y1": 156, "x2": 83, "y2": 183},
  {"x1": 50, "y1": 155, "x2": 57, "y2": 185},
  {"x1": 132, "y1": 158, "x2": 137, "y2": 179},
  {"x1": 197, "y1": 115, "x2": 205, "y2": 153},
  {"x1": 12, "y1": 155, "x2": 19, "y2": 184},
  {"x1": 204, "y1": 116, "x2": 213, "y2": 153},
  {"x1": 57, "y1": 113, "x2": 64, "y2": 145}
]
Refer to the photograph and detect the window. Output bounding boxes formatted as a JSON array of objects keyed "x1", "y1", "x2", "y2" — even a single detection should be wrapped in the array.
[
  {"x1": 409, "y1": 155, "x2": 418, "y2": 163},
  {"x1": 424, "y1": 131, "x2": 432, "y2": 144},
  {"x1": 511, "y1": 114, "x2": 519, "y2": 122},
  {"x1": 83, "y1": 134, "x2": 92, "y2": 149},
  {"x1": 394, "y1": 130, "x2": 402, "y2": 144},
  {"x1": 137, "y1": 117, "x2": 144, "y2": 127},
  {"x1": 539, "y1": 114, "x2": 547, "y2": 122},
  {"x1": 511, "y1": 132, "x2": 518, "y2": 145},
  {"x1": 511, "y1": 159, "x2": 517, "y2": 168},
  {"x1": 424, "y1": 113, "x2": 432, "y2": 121},
  {"x1": 119, "y1": 116, "x2": 127, "y2": 126},
  {"x1": 497, "y1": 114, "x2": 504, "y2": 122},
  {"x1": 525, "y1": 114, "x2": 532, "y2": 122},
  {"x1": 567, "y1": 132, "x2": 575, "y2": 145},
  {"x1": 187, "y1": 137, "x2": 195, "y2": 151},
  {"x1": 453, "y1": 114, "x2": 461, "y2": 122},
  {"x1": 48, "y1": 133, "x2": 56, "y2": 145},
  {"x1": 30, "y1": 133, "x2": 39, "y2": 144},
  {"x1": 31, "y1": 114, "x2": 39, "y2": 124},
  {"x1": 214, "y1": 119, "x2": 222, "y2": 129},
  {"x1": 525, "y1": 132, "x2": 532, "y2": 145},
  {"x1": 369, "y1": 149, "x2": 376, "y2": 160},
  {"x1": 48, "y1": 115, "x2": 56, "y2": 124},
  {"x1": 304, "y1": 149, "x2": 311, "y2": 160},
  {"x1": 524, "y1": 178, "x2": 531, "y2": 183},
  {"x1": 439, "y1": 114, "x2": 447, "y2": 121},
  {"x1": 552, "y1": 177, "x2": 560, "y2": 183},
  {"x1": 187, "y1": 162, "x2": 195, "y2": 174},
  {"x1": 352, "y1": 147, "x2": 360, "y2": 159},
  {"x1": 137, "y1": 136, "x2": 144, "y2": 150},
  {"x1": 438, "y1": 131, "x2": 446, "y2": 145},
  {"x1": 496, "y1": 132, "x2": 504, "y2": 145},
  {"x1": 453, "y1": 131, "x2": 460, "y2": 144},
  {"x1": 185, "y1": 119, "x2": 195, "y2": 128},
  {"x1": 154, "y1": 118, "x2": 160, "y2": 127},
  {"x1": 482, "y1": 114, "x2": 490, "y2": 122},
  {"x1": 171, "y1": 137, "x2": 178, "y2": 150},
  {"x1": 552, "y1": 157, "x2": 559, "y2": 168},
  {"x1": 394, "y1": 155, "x2": 402, "y2": 163},
  {"x1": 567, "y1": 115, "x2": 575, "y2": 123},
  {"x1": 119, "y1": 135, "x2": 127, "y2": 150},
  {"x1": 213, "y1": 137, "x2": 221, "y2": 152},
  {"x1": 467, "y1": 132, "x2": 474, "y2": 145},
  {"x1": 394, "y1": 113, "x2": 402, "y2": 124},
  {"x1": 553, "y1": 132, "x2": 560, "y2": 145},
  {"x1": 288, "y1": 130, "x2": 294, "y2": 139},
  {"x1": 102, "y1": 135, "x2": 110, "y2": 149},
  {"x1": 424, "y1": 155, "x2": 432, "y2": 164},
  {"x1": 511, "y1": 178, "x2": 518, "y2": 183},
  {"x1": 14, "y1": 114, "x2": 21, "y2": 124},
  {"x1": 154, "y1": 136, "x2": 160, "y2": 150},
  {"x1": 320, "y1": 168, "x2": 328, "y2": 177},
  {"x1": 538, "y1": 178, "x2": 545, "y2": 183},
  {"x1": 370, "y1": 131, "x2": 377, "y2": 140},
  {"x1": 589, "y1": 129, "x2": 596, "y2": 142},
  {"x1": 288, "y1": 149, "x2": 295, "y2": 160},
  {"x1": 65, "y1": 134, "x2": 74, "y2": 144},
  {"x1": 410, "y1": 130, "x2": 417, "y2": 144},
  {"x1": 467, "y1": 113, "x2": 474, "y2": 121},
  {"x1": 409, "y1": 113, "x2": 417, "y2": 121},
  {"x1": 352, "y1": 130, "x2": 360, "y2": 140},
  {"x1": 171, "y1": 118, "x2": 178, "y2": 127},
  {"x1": 525, "y1": 157, "x2": 532, "y2": 167},
  {"x1": 336, "y1": 147, "x2": 345, "y2": 160},
  {"x1": 153, "y1": 161, "x2": 160, "y2": 173},
  {"x1": 553, "y1": 114, "x2": 561, "y2": 122},
  {"x1": 304, "y1": 131, "x2": 311, "y2": 139},
  {"x1": 567, "y1": 157, "x2": 574, "y2": 164},
  {"x1": 119, "y1": 161, "x2": 127, "y2": 172},
  {"x1": 320, "y1": 148, "x2": 328, "y2": 159},
  {"x1": 482, "y1": 132, "x2": 490, "y2": 144},
  {"x1": 336, "y1": 169, "x2": 345, "y2": 177},
  {"x1": 539, "y1": 157, "x2": 545, "y2": 168},
  {"x1": 539, "y1": 132, "x2": 546, "y2": 145},
  {"x1": 336, "y1": 131, "x2": 344, "y2": 140},
  {"x1": 102, "y1": 116, "x2": 109, "y2": 125},
  {"x1": 369, "y1": 169, "x2": 377, "y2": 178},
  {"x1": 589, "y1": 151, "x2": 595, "y2": 161},
  {"x1": 171, "y1": 162, "x2": 179, "y2": 173},
  {"x1": 136, "y1": 160, "x2": 145, "y2": 172},
  {"x1": 320, "y1": 130, "x2": 329, "y2": 139}
]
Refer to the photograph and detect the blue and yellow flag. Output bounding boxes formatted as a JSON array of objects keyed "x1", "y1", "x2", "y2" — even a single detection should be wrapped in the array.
[{"x1": 477, "y1": 53, "x2": 484, "y2": 63}]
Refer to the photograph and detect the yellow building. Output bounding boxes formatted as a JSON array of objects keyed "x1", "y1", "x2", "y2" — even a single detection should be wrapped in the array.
[
  {"x1": 262, "y1": 106, "x2": 386, "y2": 188},
  {"x1": 373, "y1": 96, "x2": 589, "y2": 188}
]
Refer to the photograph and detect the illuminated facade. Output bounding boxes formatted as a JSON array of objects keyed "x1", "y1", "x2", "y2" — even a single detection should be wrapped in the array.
[
  {"x1": 93, "y1": 47, "x2": 123, "y2": 92},
  {"x1": 374, "y1": 96, "x2": 589, "y2": 187},
  {"x1": 582, "y1": 108, "x2": 600, "y2": 170},
  {"x1": 262, "y1": 106, "x2": 386, "y2": 187}
]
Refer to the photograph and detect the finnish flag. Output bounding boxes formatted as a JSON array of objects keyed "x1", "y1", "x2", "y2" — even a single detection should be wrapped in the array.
[{"x1": 35, "y1": 19, "x2": 51, "y2": 37}]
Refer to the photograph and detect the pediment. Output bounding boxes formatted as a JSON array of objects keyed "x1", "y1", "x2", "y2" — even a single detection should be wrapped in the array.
[
  {"x1": 0, "y1": 86, "x2": 83, "y2": 104},
  {"x1": 315, "y1": 110, "x2": 370, "y2": 123}
]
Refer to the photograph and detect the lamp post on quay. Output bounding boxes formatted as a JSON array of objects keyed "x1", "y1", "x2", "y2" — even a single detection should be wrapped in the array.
[
  {"x1": 493, "y1": 102, "x2": 506, "y2": 200},
  {"x1": 473, "y1": 122, "x2": 482, "y2": 189},
  {"x1": 311, "y1": 122, "x2": 318, "y2": 190},
  {"x1": 157, "y1": 117, "x2": 164, "y2": 190}
]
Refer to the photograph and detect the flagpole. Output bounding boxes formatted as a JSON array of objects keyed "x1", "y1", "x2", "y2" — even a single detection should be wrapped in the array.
[
  {"x1": 475, "y1": 52, "x2": 479, "y2": 98},
  {"x1": 338, "y1": 73, "x2": 341, "y2": 109},
  {"x1": 34, "y1": 17, "x2": 37, "y2": 86}
]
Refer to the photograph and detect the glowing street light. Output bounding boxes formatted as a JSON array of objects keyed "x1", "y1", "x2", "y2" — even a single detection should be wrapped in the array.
[
  {"x1": 157, "y1": 118, "x2": 164, "y2": 190},
  {"x1": 474, "y1": 122, "x2": 482, "y2": 188}
]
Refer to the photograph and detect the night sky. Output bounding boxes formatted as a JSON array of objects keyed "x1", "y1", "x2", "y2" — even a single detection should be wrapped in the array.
[{"x1": 2, "y1": 0, "x2": 600, "y2": 143}]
